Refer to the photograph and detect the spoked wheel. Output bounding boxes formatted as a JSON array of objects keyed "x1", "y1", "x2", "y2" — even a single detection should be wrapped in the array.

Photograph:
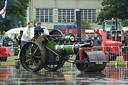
[
  {"x1": 76, "y1": 51, "x2": 106, "y2": 72},
  {"x1": 76, "y1": 52, "x2": 89, "y2": 72},
  {"x1": 44, "y1": 60, "x2": 64, "y2": 71},
  {"x1": 20, "y1": 42, "x2": 46, "y2": 72}
]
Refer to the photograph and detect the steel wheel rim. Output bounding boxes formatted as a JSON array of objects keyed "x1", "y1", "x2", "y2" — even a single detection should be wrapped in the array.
[
  {"x1": 76, "y1": 54, "x2": 89, "y2": 72},
  {"x1": 20, "y1": 42, "x2": 46, "y2": 72}
]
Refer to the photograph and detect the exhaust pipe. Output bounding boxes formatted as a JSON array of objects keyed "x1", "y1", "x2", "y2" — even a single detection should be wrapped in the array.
[{"x1": 76, "y1": 11, "x2": 81, "y2": 42}]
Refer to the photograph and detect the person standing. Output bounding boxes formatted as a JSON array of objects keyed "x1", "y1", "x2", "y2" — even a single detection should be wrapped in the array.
[
  {"x1": 93, "y1": 32, "x2": 102, "y2": 46},
  {"x1": 95, "y1": 28, "x2": 101, "y2": 36},
  {"x1": 34, "y1": 22, "x2": 42, "y2": 36},
  {"x1": 21, "y1": 22, "x2": 33, "y2": 48},
  {"x1": 3, "y1": 34, "x2": 13, "y2": 47}
]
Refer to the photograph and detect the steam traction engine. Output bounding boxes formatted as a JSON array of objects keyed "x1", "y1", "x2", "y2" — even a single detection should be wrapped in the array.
[
  {"x1": 20, "y1": 11, "x2": 107, "y2": 72},
  {"x1": 20, "y1": 29, "x2": 107, "y2": 72}
]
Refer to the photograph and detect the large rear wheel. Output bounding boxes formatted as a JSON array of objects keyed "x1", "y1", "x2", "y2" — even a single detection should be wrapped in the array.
[{"x1": 20, "y1": 42, "x2": 46, "y2": 72}]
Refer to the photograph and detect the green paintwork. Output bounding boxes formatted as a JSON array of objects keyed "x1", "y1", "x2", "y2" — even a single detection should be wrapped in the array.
[
  {"x1": 36, "y1": 36, "x2": 42, "y2": 44},
  {"x1": 65, "y1": 36, "x2": 70, "y2": 42},
  {"x1": 35, "y1": 36, "x2": 56, "y2": 49},
  {"x1": 17, "y1": 47, "x2": 20, "y2": 63},
  {"x1": 35, "y1": 35, "x2": 74, "y2": 54},
  {"x1": 45, "y1": 38, "x2": 56, "y2": 49},
  {"x1": 55, "y1": 45, "x2": 74, "y2": 54}
]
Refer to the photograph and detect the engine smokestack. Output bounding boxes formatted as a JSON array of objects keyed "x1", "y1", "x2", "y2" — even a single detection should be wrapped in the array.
[{"x1": 76, "y1": 11, "x2": 81, "y2": 42}]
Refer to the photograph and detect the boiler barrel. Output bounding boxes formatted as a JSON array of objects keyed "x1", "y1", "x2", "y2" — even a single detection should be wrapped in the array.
[
  {"x1": 54, "y1": 44, "x2": 89, "y2": 54},
  {"x1": 55, "y1": 45, "x2": 75, "y2": 54}
]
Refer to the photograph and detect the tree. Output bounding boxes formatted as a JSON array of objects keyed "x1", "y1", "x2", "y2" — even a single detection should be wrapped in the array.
[
  {"x1": 122, "y1": 19, "x2": 128, "y2": 27},
  {"x1": 97, "y1": 0, "x2": 128, "y2": 22},
  {"x1": 0, "y1": 0, "x2": 30, "y2": 33},
  {"x1": 74, "y1": 20, "x2": 92, "y2": 29}
]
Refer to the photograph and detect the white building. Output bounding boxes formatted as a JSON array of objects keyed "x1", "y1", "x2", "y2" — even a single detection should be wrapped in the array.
[{"x1": 28, "y1": 0, "x2": 103, "y2": 29}]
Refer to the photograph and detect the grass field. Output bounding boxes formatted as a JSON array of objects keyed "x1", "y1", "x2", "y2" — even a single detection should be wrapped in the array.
[
  {"x1": 0, "y1": 53, "x2": 128, "y2": 66},
  {"x1": 0, "y1": 53, "x2": 18, "y2": 66}
]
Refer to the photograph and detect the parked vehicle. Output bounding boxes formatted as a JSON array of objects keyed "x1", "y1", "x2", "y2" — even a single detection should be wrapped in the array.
[
  {"x1": 101, "y1": 19, "x2": 128, "y2": 61},
  {"x1": 0, "y1": 44, "x2": 11, "y2": 62},
  {"x1": 101, "y1": 19, "x2": 128, "y2": 45}
]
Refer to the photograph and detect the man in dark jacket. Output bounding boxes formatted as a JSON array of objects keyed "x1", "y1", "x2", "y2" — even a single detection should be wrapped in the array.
[
  {"x1": 34, "y1": 22, "x2": 43, "y2": 36},
  {"x1": 93, "y1": 32, "x2": 102, "y2": 46},
  {"x1": 3, "y1": 35, "x2": 13, "y2": 46}
]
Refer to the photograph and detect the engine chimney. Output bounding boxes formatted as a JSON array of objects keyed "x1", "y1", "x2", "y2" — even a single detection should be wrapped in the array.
[{"x1": 76, "y1": 11, "x2": 81, "y2": 42}]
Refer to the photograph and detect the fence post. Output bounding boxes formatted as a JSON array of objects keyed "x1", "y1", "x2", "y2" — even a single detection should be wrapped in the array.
[{"x1": 115, "y1": 61, "x2": 118, "y2": 67}]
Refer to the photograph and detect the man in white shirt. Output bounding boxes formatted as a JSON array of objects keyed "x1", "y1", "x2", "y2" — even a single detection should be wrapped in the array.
[{"x1": 21, "y1": 22, "x2": 33, "y2": 48}]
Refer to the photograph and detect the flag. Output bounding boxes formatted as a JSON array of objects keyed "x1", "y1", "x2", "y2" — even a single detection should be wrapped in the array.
[{"x1": 0, "y1": 0, "x2": 7, "y2": 18}]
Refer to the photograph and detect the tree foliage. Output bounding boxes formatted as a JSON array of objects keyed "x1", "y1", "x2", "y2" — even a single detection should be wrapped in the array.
[
  {"x1": 97, "y1": 0, "x2": 128, "y2": 23},
  {"x1": 74, "y1": 20, "x2": 92, "y2": 29},
  {"x1": 0, "y1": 0, "x2": 30, "y2": 33},
  {"x1": 122, "y1": 19, "x2": 128, "y2": 27}
]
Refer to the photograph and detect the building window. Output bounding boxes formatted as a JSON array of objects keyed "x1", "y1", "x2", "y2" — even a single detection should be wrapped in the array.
[
  {"x1": 36, "y1": 8, "x2": 53, "y2": 22},
  {"x1": 80, "y1": 9, "x2": 96, "y2": 23},
  {"x1": 58, "y1": 9, "x2": 75, "y2": 23}
]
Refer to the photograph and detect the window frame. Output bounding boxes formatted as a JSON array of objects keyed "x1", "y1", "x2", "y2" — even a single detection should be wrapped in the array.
[
  {"x1": 36, "y1": 8, "x2": 53, "y2": 23},
  {"x1": 58, "y1": 9, "x2": 75, "y2": 23}
]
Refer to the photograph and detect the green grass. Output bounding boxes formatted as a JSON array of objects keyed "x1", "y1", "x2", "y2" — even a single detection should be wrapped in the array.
[
  {"x1": 1, "y1": 53, "x2": 128, "y2": 66},
  {"x1": 0, "y1": 53, "x2": 18, "y2": 66},
  {"x1": 107, "y1": 56, "x2": 128, "y2": 66},
  {"x1": 107, "y1": 62, "x2": 127, "y2": 66}
]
